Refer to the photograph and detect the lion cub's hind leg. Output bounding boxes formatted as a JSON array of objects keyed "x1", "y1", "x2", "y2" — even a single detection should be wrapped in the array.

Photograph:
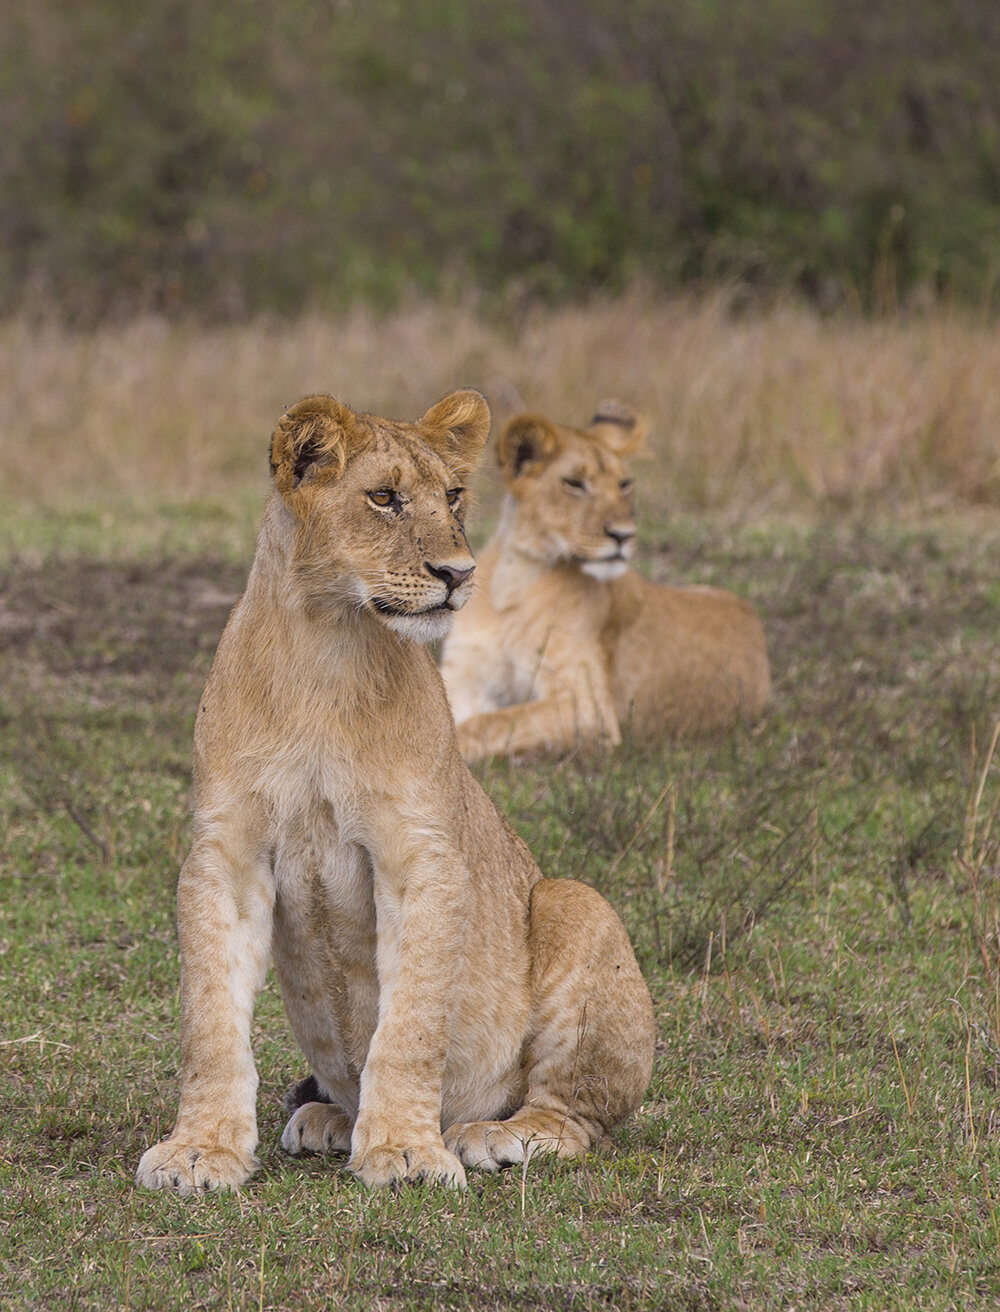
[
  {"x1": 445, "y1": 878, "x2": 655, "y2": 1172},
  {"x1": 280, "y1": 1074, "x2": 354, "y2": 1156}
]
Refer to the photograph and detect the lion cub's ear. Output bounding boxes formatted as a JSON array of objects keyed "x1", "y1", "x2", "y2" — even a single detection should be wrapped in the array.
[
  {"x1": 419, "y1": 389, "x2": 491, "y2": 479},
  {"x1": 587, "y1": 400, "x2": 648, "y2": 458},
  {"x1": 270, "y1": 394, "x2": 359, "y2": 498},
  {"x1": 497, "y1": 414, "x2": 560, "y2": 486}
]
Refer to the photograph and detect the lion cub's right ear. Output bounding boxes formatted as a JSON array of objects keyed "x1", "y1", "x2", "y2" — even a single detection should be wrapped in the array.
[
  {"x1": 270, "y1": 395, "x2": 358, "y2": 499},
  {"x1": 498, "y1": 415, "x2": 560, "y2": 487},
  {"x1": 587, "y1": 400, "x2": 648, "y2": 457}
]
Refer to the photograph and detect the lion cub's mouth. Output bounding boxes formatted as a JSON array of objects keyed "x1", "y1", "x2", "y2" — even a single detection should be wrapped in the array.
[
  {"x1": 574, "y1": 552, "x2": 629, "y2": 568},
  {"x1": 582, "y1": 551, "x2": 627, "y2": 564},
  {"x1": 371, "y1": 597, "x2": 456, "y2": 617},
  {"x1": 368, "y1": 593, "x2": 463, "y2": 644}
]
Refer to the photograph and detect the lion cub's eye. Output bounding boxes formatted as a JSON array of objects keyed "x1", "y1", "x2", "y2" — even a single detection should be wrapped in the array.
[
  {"x1": 619, "y1": 479, "x2": 634, "y2": 495},
  {"x1": 368, "y1": 489, "x2": 397, "y2": 509},
  {"x1": 446, "y1": 487, "x2": 464, "y2": 508},
  {"x1": 562, "y1": 477, "x2": 587, "y2": 494}
]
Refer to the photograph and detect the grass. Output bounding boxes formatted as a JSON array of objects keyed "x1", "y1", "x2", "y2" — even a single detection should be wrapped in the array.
[
  {"x1": 4, "y1": 299, "x2": 1000, "y2": 1307},
  {"x1": 3, "y1": 510, "x2": 1000, "y2": 1309}
]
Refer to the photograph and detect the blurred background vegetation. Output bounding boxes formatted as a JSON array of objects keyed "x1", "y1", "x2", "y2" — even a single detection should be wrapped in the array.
[{"x1": 4, "y1": 0, "x2": 1000, "y2": 322}]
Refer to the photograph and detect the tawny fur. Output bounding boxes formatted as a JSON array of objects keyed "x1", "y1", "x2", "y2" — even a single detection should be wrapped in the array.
[
  {"x1": 135, "y1": 390, "x2": 655, "y2": 1195},
  {"x1": 440, "y1": 402, "x2": 771, "y2": 762}
]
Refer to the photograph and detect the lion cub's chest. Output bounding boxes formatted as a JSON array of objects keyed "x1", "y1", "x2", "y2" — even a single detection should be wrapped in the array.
[
  {"x1": 487, "y1": 561, "x2": 610, "y2": 703},
  {"x1": 271, "y1": 791, "x2": 375, "y2": 946},
  {"x1": 268, "y1": 785, "x2": 381, "y2": 1080}
]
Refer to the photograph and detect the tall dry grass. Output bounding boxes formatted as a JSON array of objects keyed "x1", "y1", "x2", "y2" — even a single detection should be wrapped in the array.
[{"x1": 3, "y1": 289, "x2": 999, "y2": 517}]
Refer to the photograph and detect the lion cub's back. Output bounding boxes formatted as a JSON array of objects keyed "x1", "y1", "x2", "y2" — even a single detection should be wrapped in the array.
[{"x1": 609, "y1": 571, "x2": 770, "y2": 736}]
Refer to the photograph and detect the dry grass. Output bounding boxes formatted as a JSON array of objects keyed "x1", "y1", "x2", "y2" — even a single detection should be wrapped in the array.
[{"x1": 4, "y1": 290, "x2": 1000, "y2": 517}]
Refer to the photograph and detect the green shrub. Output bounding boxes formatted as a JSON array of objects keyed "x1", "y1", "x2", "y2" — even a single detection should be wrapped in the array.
[{"x1": 3, "y1": 0, "x2": 999, "y2": 317}]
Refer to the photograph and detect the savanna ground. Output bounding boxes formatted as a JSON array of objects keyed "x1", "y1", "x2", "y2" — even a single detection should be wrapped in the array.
[{"x1": 2, "y1": 295, "x2": 1000, "y2": 1310}]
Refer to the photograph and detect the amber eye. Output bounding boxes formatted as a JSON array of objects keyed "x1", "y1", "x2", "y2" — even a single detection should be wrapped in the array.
[
  {"x1": 368, "y1": 489, "x2": 396, "y2": 508},
  {"x1": 446, "y1": 487, "x2": 464, "y2": 507},
  {"x1": 562, "y1": 477, "x2": 586, "y2": 494}
]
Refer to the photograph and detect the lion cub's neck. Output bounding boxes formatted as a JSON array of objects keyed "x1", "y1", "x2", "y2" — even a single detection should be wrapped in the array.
[
  {"x1": 489, "y1": 494, "x2": 594, "y2": 609},
  {"x1": 233, "y1": 497, "x2": 417, "y2": 717}
]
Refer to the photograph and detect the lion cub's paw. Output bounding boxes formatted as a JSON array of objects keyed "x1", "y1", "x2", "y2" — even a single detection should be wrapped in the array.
[
  {"x1": 350, "y1": 1141, "x2": 467, "y2": 1190},
  {"x1": 281, "y1": 1103, "x2": 353, "y2": 1156},
  {"x1": 444, "y1": 1120, "x2": 527, "y2": 1172},
  {"x1": 136, "y1": 1139, "x2": 257, "y2": 1195}
]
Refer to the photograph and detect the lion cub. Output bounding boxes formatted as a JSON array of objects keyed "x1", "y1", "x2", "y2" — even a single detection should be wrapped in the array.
[
  {"x1": 136, "y1": 390, "x2": 655, "y2": 1194},
  {"x1": 440, "y1": 403, "x2": 770, "y2": 762}
]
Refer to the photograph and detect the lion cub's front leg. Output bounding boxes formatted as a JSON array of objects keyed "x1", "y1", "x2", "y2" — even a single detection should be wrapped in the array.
[
  {"x1": 455, "y1": 647, "x2": 622, "y2": 763},
  {"x1": 347, "y1": 845, "x2": 469, "y2": 1189},
  {"x1": 350, "y1": 1045, "x2": 468, "y2": 1189},
  {"x1": 136, "y1": 828, "x2": 274, "y2": 1195}
]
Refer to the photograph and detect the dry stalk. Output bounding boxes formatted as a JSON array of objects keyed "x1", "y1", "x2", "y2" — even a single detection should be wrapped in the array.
[{"x1": 4, "y1": 296, "x2": 1000, "y2": 515}]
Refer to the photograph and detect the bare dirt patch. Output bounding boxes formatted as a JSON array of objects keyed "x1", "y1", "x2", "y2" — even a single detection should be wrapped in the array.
[{"x1": 0, "y1": 556, "x2": 243, "y2": 691}]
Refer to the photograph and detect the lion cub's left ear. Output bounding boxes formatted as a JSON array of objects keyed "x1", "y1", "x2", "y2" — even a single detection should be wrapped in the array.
[
  {"x1": 419, "y1": 389, "x2": 491, "y2": 479},
  {"x1": 587, "y1": 400, "x2": 648, "y2": 458}
]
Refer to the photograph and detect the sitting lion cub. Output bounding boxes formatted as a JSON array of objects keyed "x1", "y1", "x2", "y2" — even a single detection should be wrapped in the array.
[
  {"x1": 440, "y1": 402, "x2": 770, "y2": 762},
  {"x1": 136, "y1": 390, "x2": 655, "y2": 1195}
]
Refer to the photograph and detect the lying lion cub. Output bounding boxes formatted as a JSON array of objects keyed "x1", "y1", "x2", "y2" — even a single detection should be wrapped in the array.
[
  {"x1": 440, "y1": 403, "x2": 770, "y2": 762},
  {"x1": 136, "y1": 390, "x2": 655, "y2": 1194}
]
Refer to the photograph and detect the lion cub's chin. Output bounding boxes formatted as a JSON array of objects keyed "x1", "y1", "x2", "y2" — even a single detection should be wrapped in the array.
[
  {"x1": 379, "y1": 607, "x2": 457, "y2": 644},
  {"x1": 580, "y1": 558, "x2": 630, "y2": 582}
]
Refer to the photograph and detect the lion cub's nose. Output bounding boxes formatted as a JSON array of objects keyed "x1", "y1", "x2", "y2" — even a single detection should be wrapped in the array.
[
  {"x1": 426, "y1": 562, "x2": 475, "y2": 592},
  {"x1": 605, "y1": 525, "x2": 636, "y2": 547}
]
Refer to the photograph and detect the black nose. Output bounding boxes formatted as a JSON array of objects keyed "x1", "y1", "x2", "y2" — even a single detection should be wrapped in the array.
[
  {"x1": 605, "y1": 526, "x2": 636, "y2": 547},
  {"x1": 426, "y1": 562, "x2": 475, "y2": 591}
]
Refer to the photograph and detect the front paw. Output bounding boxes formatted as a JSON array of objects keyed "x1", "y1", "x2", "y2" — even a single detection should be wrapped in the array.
[
  {"x1": 444, "y1": 1119, "x2": 526, "y2": 1172},
  {"x1": 136, "y1": 1138, "x2": 257, "y2": 1195},
  {"x1": 281, "y1": 1103, "x2": 353, "y2": 1156},
  {"x1": 350, "y1": 1139, "x2": 467, "y2": 1189}
]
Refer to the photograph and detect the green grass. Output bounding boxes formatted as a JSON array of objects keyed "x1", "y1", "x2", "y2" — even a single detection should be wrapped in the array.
[
  {"x1": 3, "y1": 510, "x2": 1000, "y2": 1309},
  {"x1": 0, "y1": 493, "x2": 264, "y2": 564}
]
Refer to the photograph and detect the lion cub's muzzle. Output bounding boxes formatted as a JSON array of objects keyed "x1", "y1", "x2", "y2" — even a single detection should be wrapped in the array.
[
  {"x1": 369, "y1": 557, "x2": 477, "y2": 643},
  {"x1": 576, "y1": 523, "x2": 636, "y2": 581},
  {"x1": 426, "y1": 561, "x2": 475, "y2": 601}
]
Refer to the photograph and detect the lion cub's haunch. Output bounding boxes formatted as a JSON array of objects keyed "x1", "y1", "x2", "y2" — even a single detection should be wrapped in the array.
[
  {"x1": 135, "y1": 390, "x2": 655, "y2": 1195},
  {"x1": 440, "y1": 403, "x2": 770, "y2": 762}
]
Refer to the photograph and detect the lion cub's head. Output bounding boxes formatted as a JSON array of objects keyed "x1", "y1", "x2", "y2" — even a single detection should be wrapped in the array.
[
  {"x1": 497, "y1": 401, "x2": 647, "y2": 581},
  {"x1": 269, "y1": 389, "x2": 490, "y2": 643}
]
